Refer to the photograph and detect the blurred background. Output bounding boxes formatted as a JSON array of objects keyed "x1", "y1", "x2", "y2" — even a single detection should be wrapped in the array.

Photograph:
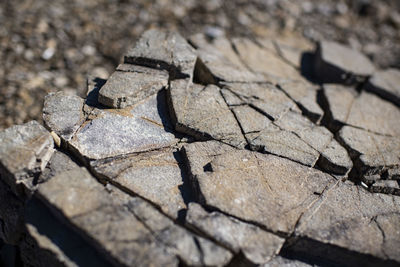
[{"x1": 1, "y1": 0, "x2": 399, "y2": 130}]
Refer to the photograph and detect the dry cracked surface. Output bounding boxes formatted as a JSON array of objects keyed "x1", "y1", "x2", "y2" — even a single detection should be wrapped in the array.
[{"x1": 1, "y1": 29, "x2": 400, "y2": 267}]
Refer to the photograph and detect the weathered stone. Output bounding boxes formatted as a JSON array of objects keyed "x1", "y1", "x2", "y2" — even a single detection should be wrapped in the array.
[
  {"x1": 232, "y1": 38, "x2": 302, "y2": 82},
  {"x1": 0, "y1": 121, "x2": 54, "y2": 195},
  {"x1": 338, "y1": 126, "x2": 400, "y2": 178},
  {"x1": 183, "y1": 141, "x2": 335, "y2": 234},
  {"x1": 220, "y1": 88, "x2": 246, "y2": 106},
  {"x1": 68, "y1": 91, "x2": 177, "y2": 160},
  {"x1": 186, "y1": 203, "x2": 285, "y2": 264},
  {"x1": 347, "y1": 91, "x2": 400, "y2": 136},
  {"x1": 275, "y1": 111, "x2": 352, "y2": 174},
  {"x1": 43, "y1": 92, "x2": 85, "y2": 142},
  {"x1": 222, "y1": 82, "x2": 296, "y2": 120},
  {"x1": 278, "y1": 80, "x2": 323, "y2": 122},
  {"x1": 90, "y1": 148, "x2": 187, "y2": 219},
  {"x1": 314, "y1": 41, "x2": 375, "y2": 84},
  {"x1": 124, "y1": 29, "x2": 197, "y2": 80},
  {"x1": 37, "y1": 167, "x2": 179, "y2": 267},
  {"x1": 189, "y1": 34, "x2": 266, "y2": 83},
  {"x1": 365, "y1": 68, "x2": 400, "y2": 107},
  {"x1": 127, "y1": 198, "x2": 233, "y2": 266},
  {"x1": 294, "y1": 181, "x2": 400, "y2": 265},
  {"x1": 168, "y1": 79, "x2": 246, "y2": 148},
  {"x1": 321, "y1": 84, "x2": 358, "y2": 132},
  {"x1": 98, "y1": 64, "x2": 168, "y2": 108}
]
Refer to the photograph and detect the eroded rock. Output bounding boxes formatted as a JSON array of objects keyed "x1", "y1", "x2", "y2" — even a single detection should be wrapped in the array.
[
  {"x1": 183, "y1": 141, "x2": 335, "y2": 234},
  {"x1": 124, "y1": 29, "x2": 197, "y2": 80},
  {"x1": 314, "y1": 41, "x2": 375, "y2": 84},
  {"x1": 0, "y1": 121, "x2": 54, "y2": 195},
  {"x1": 168, "y1": 79, "x2": 246, "y2": 148},
  {"x1": 186, "y1": 203, "x2": 285, "y2": 264},
  {"x1": 98, "y1": 64, "x2": 169, "y2": 109},
  {"x1": 365, "y1": 68, "x2": 400, "y2": 107}
]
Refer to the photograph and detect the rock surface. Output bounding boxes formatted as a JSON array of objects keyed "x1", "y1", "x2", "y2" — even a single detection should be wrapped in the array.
[
  {"x1": 365, "y1": 69, "x2": 400, "y2": 107},
  {"x1": 1, "y1": 29, "x2": 400, "y2": 266}
]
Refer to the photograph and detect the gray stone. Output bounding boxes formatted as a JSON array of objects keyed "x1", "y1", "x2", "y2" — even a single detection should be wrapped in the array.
[
  {"x1": 186, "y1": 203, "x2": 285, "y2": 264},
  {"x1": 98, "y1": 64, "x2": 168, "y2": 108},
  {"x1": 183, "y1": 141, "x2": 335, "y2": 234},
  {"x1": 222, "y1": 82, "x2": 296, "y2": 120},
  {"x1": 124, "y1": 29, "x2": 197, "y2": 80},
  {"x1": 168, "y1": 79, "x2": 246, "y2": 148},
  {"x1": 365, "y1": 68, "x2": 400, "y2": 107},
  {"x1": 90, "y1": 148, "x2": 186, "y2": 219},
  {"x1": 43, "y1": 92, "x2": 85, "y2": 142},
  {"x1": 67, "y1": 91, "x2": 177, "y2": 160},
  {"x1": 231, "y1": 38, "x2": 303, "y2": 82},
  {"x1": 0, "y1": 121, "x2": 54, "y2": 195},
  {"x1": 347, "y1": 91, "x2": 400, "y2": 137},
  {"x1": 189, "y1": 34, "x2": 266, "y2": 83},
  {"x1": 127, "y1": 198, "x2": 233, "y2": 266},
  {"x1": 314, "y1": 41, "x2": 375, "y2": 84},
  {"x1": 278, "y1": 80, "x2": 323, "y2": 122},
  {"x1": 295, "y1": 181, "x2": 400, "y2": 264},
  {"x1": 338, "y1": 126, "x2": 400, "y2": 178}
]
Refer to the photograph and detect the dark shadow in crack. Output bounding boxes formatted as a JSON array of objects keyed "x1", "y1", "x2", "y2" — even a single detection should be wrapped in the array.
[
  {"x1": 300, "y1": 52, "x2": 319, "y2": 84},
  {"x1": 85, "y1": 77, "x2": 108, "y2": 109}
]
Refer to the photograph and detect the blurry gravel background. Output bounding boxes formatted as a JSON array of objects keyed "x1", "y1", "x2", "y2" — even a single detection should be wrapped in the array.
[{"x1": 1, "y1": 0, "x2": 400, "y2": 129}]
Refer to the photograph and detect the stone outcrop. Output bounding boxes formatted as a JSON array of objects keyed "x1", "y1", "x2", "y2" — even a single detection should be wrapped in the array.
[{"x1": 1, "y1": 29, "x2": 400, "y2": 266}]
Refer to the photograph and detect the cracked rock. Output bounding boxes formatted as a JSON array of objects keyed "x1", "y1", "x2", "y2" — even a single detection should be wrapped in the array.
[
  {"x1": 98, "y1": 64, "x2": 169, "y2": 109},
  {"x1": 232, "y1": 38, "x2": 303, "y2": 82},
  {"x1": 127, "y1": 198, "x2": 233, "y2": 266},
  {"x1": 90, "y1": 148, "x2": 187, "y2": 219},
  {"x1": 338, "y1": 126, "x2": 400, "y2": 179},
  {"x1": 124, "y1": 29, "x2": 197, "y2": 80},
  {"x1": 168, "y1": 79, "x2": 246, "y2": 148},
  {"x1": 314, "y1": 41, "x2": 375, "y2": 84},
  {"x1": 294, "y1": 181, "x2": 400, "y2": 265},
  {"x1": 43, "y1": 91, "x2": 85, "y2": 142},
  {"x1": 365, "y1": 68, "x2": 400, "y2": 107},
  {"x1": 183, "y1": 141, "x2": 335, "y2": 234},
  {"x1": 0, "y1": 121, "x2": 54, "y2": 195},
  {"x1": 186, "y1": 203, "x2": 285, "y2": 264},
  {"x1": 189, "y1": 34, "x2": 266, "y2": 83},
  {"x1": 370, "y1": 180, "x2": 400, "y2": 195},
  {"x1": 67, "y1": 91, "x2": 177, "y2": 160},
  {"x1": 262, "y1": 256, "x2": 313, "y2": 267}
]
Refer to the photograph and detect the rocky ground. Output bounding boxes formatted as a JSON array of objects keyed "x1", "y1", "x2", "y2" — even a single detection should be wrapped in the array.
[
  {"x1": 0, "y1": 25, "x2": 400, "y2": 266},
  {"x1": 1, "y1": 0, "x2": 400, "y2": 130}
]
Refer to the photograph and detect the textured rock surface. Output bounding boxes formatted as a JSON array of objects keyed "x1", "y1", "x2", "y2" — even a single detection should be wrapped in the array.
[
  {"x1": 365, "y1": 69, "x2": 400, "y2": 107},
  {"x1": 98, "y1": 64, "x2": 168, "y2": 108},
  {"x1": 1, "y1": 29, "x2": 400, "y2": 266},
  {"x1": 315, "y1": 41, "x2": 375, "y2": 84},
  {"x1": 0, "y1": 121, "x2": 54, "y2": 195}
]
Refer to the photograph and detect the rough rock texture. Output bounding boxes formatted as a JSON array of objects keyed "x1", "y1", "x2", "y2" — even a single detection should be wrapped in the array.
[
  {"x1": 365, "y1": 69, "x2": 400, "y2": 107},
  {"x1": 314, "y1": 40, "x2": 375, "y2": 84},
  {"x1": 1, "y1": 29, "x2": 400, "y2": 266}
]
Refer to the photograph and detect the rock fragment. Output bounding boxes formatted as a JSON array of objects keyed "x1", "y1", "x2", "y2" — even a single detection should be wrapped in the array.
[
  {"x1": 314, "y1": 41, "x2": 375, "y2": 84},
  {"x1": 124, "y1": 29, "x2": 197, "y2": 80},
  {"x1": 98, "y1": 64, "x2": 168, "y2": 109},
  {"x1": 168, "y1": 79, "x2": 246, "y2": 148},
  {"x1": 90, "y1": 148, "x2": 187, "y2": 219},
  {"x1": 189, "y1": 34, "x2": 266, "y2": 83},
  {"x1": 68, "y1": 91, "x2": 177, "y2": 160},
  {"x1": 186, "y1": 203, "x2": 285, "y2": 264},
  {"x1": 0, "y1": 121, "x2": 54, "y2": 195},
  {"x1": 183, "y1": 141, "x2": 335, "y2": 234},
  {"x1": 127, "y1": 198, "x2": 233, "y2": 266},
  {"x1": 365, "y1": 68, "x2": 400, "y2": 107},
  {"x1": 43, "y1": 91, "x2": 85, "y2": 142},
  {"x1": 294, "y1": 181, "x2": 400, "y2": 265}
]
